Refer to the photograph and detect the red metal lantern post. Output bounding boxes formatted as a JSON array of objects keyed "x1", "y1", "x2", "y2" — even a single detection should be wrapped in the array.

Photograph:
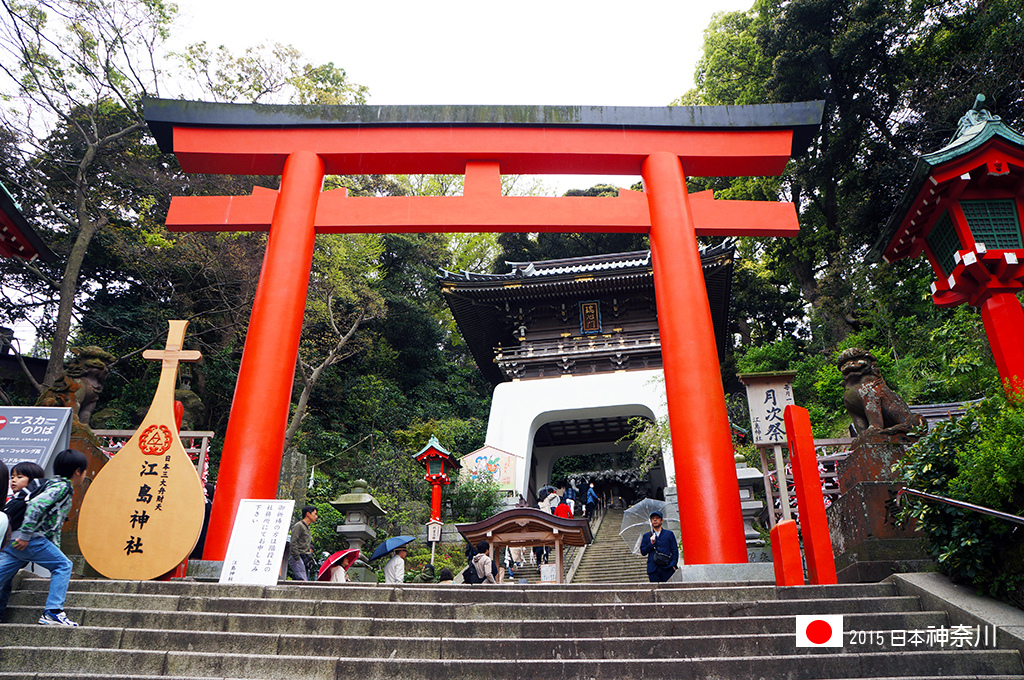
[
  {"x1": 874, "y1": 95, "x2": 1024, "y2": 393},
  {"x1": 413, "y1": 437, "x2": 461, "y2": 564}
]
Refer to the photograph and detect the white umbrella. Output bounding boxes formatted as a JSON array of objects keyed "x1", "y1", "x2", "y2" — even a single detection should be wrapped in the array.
[{"x1": 619, "y1": 498, "x2": 681, "y2": 556}]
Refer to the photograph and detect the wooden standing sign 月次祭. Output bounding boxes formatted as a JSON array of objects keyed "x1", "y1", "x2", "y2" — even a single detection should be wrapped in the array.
[{"x1": 78, "y1": 321, "x2": 206, "y2": 580}]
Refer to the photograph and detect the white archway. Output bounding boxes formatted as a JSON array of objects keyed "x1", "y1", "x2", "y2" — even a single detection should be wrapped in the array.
[{"x1": 483, "y1": 369, "x2": 671, "y2": 496}]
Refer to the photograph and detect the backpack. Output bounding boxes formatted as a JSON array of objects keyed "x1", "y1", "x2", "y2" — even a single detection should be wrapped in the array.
[
  {"x1": 4, "y1": 478, "x2": 47, "y2": 533},
  {"x1": 462, "y1": 563, "x2": 483, "y2": 584}
]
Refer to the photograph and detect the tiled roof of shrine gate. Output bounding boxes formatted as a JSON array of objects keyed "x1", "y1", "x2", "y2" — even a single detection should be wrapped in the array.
[
  {"x1": 438, "y1": 244, "x2": 735, "y2": 385},
  {"x1": 143, "y1": 99, "x2": 825, "y2": 158}
]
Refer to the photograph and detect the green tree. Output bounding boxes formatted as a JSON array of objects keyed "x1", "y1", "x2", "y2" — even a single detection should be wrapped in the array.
[
  {"x1": 0, "y1": 0, "x2": 175, "y2": 387},
  {"x1": 284, "y1": 233, "x2": 385, "y2": 452},
  {"x1": 178, "y1": 42, "x2": 368, "y2": 105},
  {"x1": 677, "y1": 0, "x2": 1022, "y2": 426}
]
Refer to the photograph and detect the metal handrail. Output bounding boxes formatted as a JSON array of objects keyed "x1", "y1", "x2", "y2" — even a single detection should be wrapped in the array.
[{"x1": 896, "y1": 487, "x2": 1024, "y2": 527}]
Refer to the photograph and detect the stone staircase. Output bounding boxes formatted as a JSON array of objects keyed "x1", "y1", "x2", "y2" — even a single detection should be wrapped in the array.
[
  {"x1": 572, "y1": 508, "x2": 650, "y2": 583},
  {"x1": 3, "y1": 574, "x2": 1022, "y2": 679}
]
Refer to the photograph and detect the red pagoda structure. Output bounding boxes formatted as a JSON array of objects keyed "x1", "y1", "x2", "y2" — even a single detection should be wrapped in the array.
[
  {"x1": 0, "y1": 181, "x2": 56, "y2": 263},
  {"x1": 874, "y1": 95, "x2": 1024, "y2": 392}
]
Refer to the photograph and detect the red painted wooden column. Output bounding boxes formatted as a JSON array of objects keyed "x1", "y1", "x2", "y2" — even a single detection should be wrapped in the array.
[
  {"x1": 204, "y1": 150, "x2": 326, "y2": 559},
  {"x1": 430, "y1": 484, "x2": 443, "y2": 522},
  {"x1": 980, "y1": 293, "x2": 1024, "y2": 393},
  {"x1": 642, "y1": 151, "x2": 748, "y2": 565},
  {"x1": 770, "y1": 519, "x2": 805, "y2": 586},
  {"x1": 784, "y1": 404, "x2": 837, "y2": 585}
]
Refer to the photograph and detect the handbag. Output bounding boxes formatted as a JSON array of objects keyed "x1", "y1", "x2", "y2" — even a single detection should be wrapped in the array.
[{"x1": 653, "y1": 549, "x2": 672, "y2": 568}]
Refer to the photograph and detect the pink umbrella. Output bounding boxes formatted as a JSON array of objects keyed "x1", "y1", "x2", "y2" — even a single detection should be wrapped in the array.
[{"x1": 317, "y1": 548, "x2": 360, "y2": 581}]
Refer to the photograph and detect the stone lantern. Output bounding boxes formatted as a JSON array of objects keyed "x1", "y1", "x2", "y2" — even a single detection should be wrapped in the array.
[
  {"x1": 329, "y1": 479, "x2": 385, "y2": 583},
  {"x1": 873, "y1": 95, "x2": 1024, "y2": 392}
]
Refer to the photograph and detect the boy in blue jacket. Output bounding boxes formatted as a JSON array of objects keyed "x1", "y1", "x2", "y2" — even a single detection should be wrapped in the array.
[{"x1": 0, "y1": 448, "x2": 88, "y2": 626}]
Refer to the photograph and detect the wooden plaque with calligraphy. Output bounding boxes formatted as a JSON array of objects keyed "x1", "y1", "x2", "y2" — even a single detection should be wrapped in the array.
[{"x1": 78, "y1": 320, "x2": 206, "y2": 580}]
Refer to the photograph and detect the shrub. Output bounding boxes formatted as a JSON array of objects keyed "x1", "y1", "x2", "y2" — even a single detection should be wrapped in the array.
[
  {"x1": 447, "y1": 478, "x2": 505, "y2": 523},
  {"x1": 894, "y1": 389, "x2": 1024, "y2": 608}
]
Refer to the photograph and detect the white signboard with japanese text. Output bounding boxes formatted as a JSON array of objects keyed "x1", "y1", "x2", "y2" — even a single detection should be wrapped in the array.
[
  {"x1": 744, "y1": 379, "x2": 796, "y2": 446},
  {"x1": 539, "y1": 563, "x2": 558, "y2": 583},
  {"x1": 0, "y1": 407, "x2": 72, "y2": 473},
  {"x1": 219, "y1": 499, "x2": 295, "y2": 586}
]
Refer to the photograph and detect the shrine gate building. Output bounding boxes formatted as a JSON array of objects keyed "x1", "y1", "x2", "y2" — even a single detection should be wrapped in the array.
[{"x1": 440, "y1": 245, "x2": 735, "y2": 501}]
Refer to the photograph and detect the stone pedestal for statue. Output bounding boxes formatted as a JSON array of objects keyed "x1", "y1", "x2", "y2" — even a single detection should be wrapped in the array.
[
  {"x1": 61, "y1": 429, "x2": 108, "y2": 572},
  {"x1": 827, "y1": 432, "x2": 930, "y2": 582}
]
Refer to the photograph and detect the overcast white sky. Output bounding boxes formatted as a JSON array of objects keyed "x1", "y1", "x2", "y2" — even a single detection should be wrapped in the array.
[
  {"x1": 171, "y1": 0, "x2": 752, "y2": 107},
  {"x1": 169, "y1": 0, "x2": 754, "y2": 190}
]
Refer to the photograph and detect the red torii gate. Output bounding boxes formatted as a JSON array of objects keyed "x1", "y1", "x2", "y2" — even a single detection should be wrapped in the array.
[{"x1": 144, "y1": 99, "x2": 823, "y2": 565}]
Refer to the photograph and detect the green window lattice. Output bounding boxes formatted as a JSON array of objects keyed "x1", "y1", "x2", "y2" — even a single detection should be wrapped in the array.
[
  {"x1": 926, "y1": 211, "x2": 961, "y2": 277},
  {"x1": 961, "y1": 199, "x2": 1022, "y2": 250}
]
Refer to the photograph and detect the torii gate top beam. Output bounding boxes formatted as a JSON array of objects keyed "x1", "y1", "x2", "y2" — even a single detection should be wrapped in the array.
[
  {"x1": 144, "y1": 99, "x2": 823, "y2": 177},
  {"x1": 144, "y1": 99, "x2": 823, "y2": 237}
]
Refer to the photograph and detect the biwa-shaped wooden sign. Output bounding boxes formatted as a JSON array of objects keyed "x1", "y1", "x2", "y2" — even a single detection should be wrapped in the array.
[{"x1": 79, "y1": 320, "x2": 206, "y2": 580}]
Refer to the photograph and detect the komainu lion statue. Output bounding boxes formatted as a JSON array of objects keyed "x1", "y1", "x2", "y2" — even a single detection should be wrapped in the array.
[
  {"x1": 838, "y1": 348, "x2": 926, "y2": 437},
  {"x1": 35, "y1": 346, "x2": 116, "y2": 427}
]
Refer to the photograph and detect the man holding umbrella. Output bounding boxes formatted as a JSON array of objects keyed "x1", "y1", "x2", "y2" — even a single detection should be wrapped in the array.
[
  {"x1": 639, "y1": 510, "x2": 678, "y2": 583},
  {"x1": 384, "y1": 547, "x2": 408, "y2": 584},
  {"x1": 369, "y1": 535, "x2": 415, "y2": 584}
]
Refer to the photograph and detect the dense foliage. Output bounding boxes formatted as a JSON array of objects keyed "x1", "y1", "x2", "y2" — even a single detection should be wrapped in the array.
[
  {"x1": 673, "y1": 0, "x2": 1023, "y2": 436},
  {"x1": 894, "y1": 391, "x2": 1024, "y2": 607}
]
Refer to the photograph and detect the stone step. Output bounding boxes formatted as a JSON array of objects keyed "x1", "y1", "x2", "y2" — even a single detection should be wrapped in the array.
[
  {"x1": 4, "y1": 574, "x2": 1020, "y2": 679},
  {"x1": 0, "y1": 621, "x2": 975, "y2": 658},
  {"x1": 0, "y1": 647, "x2": 1020, "y2": 680},
  {"x1": 5, "y1": 590, "x2": 926, "y2": 621},
  {"x1": 16, "y1": 577, "x2": 899, "y2": 604},
  {"x1": 1, "y1": 676, "x2": 1019, "y2": 680},
  {"x1": 0, "y1": 610, "x2": 951, "y2": 639}
]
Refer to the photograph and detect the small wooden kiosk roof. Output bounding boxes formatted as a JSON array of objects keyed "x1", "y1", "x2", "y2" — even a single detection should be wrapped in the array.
[{"x1": 456, "y1": 508, "x2": 593, "y2": 548}]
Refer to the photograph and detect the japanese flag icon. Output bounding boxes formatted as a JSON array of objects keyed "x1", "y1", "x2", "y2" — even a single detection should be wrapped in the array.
[{"x1": 796, "y1": 614, "x2": 844, "y2": 647}]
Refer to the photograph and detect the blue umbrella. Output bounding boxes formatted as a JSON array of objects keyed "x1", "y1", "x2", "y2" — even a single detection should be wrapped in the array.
[{"x1": 369, "y1": 535, "x2": 415, "y2": 562}]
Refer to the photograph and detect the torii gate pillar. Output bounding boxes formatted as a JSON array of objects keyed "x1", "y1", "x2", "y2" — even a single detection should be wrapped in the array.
[
  {"x1": 207, "y1": 151, "x2": 325, "y2": 559},
  {"x1": 644, "y1": 151, "x2": 747, "y2": 562},
  {"x1": 144, "y1": 99, "x2": 823, "y2": 565}
]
